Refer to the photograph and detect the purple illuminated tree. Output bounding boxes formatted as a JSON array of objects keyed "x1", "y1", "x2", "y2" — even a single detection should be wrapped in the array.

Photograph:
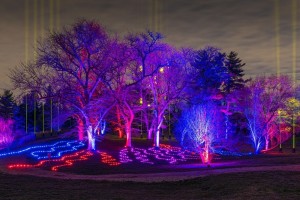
[
  {"x1": 143, "y1": 49, "x2": 189, "y2": 147},
  {"x1": 0, "y1": 118, "x2": 14, "y2": 147},
  {"x1": 11, "y1": 20, "x2": 119, "y2": 150},
  {"x1": 122, "y1": 31, "x2": 183, "y2": 147},
  {"x1": 107, "y1": 41, "x2": 140, "y2": 147}
]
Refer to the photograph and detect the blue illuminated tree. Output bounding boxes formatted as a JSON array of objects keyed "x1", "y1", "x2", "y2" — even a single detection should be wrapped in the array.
[
  {"x1": 241, "y1": 86, "x2": 264, "y2": 153},
  {"x1": 176, "y1": 101, "x2": 221, "y2": 159},
  {"x1": 189, "y1": 46, "x2": 228, "y2": 103}
]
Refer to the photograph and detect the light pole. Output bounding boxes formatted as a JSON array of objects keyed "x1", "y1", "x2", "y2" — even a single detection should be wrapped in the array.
[
  {"x1": 292, "y1": 112, "x2": 296, "y2": 153},
  {"x1": 278, "y1": 110, "x2": 282, "y2": 152},
  {"x1": 25, "y1": 94, "x2": 28, "y2": 134}
]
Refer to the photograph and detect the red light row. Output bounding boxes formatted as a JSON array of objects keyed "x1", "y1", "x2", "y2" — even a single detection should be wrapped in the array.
[{"x1": 98, "y1": 151, "x2": 120, "y2": 166}]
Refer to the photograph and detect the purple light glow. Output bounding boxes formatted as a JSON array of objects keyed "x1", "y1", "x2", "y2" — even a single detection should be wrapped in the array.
[
  {"x1": 119, "y1": 144, "x2": 199, "y2": 165},
  {"x1": 0, "y1": 119, "x2": 14, "y2": 147}
]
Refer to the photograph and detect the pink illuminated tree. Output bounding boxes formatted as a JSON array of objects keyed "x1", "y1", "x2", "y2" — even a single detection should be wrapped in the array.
[
  {"x1": 110, "y1": 31, "x2": 180, "y2": 147},
  {"x1": 0, "y1": 118, "x2": 14, "y2": 147},
  {"x1": 239, "y1": 75, "x2": 294, "y2": 153},
  {"x1": 108, "y1": 59, "x2": 140, "y2": 147}
]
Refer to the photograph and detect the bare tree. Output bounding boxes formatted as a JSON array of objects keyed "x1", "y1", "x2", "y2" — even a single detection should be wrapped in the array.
[
  {"x1": 11, "y1": 20, "x2": 118, "y2": 150},
  {"x1": 143, "y1": 49, "x2": 189, "y2": 147},
  {"x1": 108, "y1": 31, "x2": 176, "y2": 147},
  {"x1": 176, "y1": 102, "x2": 219, "y2": 164},
  {"x1": 239, "y1": 75, "x2": 294, "y2": 153}
]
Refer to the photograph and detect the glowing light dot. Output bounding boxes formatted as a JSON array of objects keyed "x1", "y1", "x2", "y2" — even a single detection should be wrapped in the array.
[{"x1": 159, "y1": 67, "x2": 164, "y2": 73}]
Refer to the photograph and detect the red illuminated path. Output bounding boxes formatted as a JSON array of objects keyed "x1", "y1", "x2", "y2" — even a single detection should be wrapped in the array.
[{"x1": 1, "y1": 162, "x2": 300, "y2": 183}]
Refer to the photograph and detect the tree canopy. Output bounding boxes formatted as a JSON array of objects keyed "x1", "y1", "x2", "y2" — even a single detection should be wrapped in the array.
[{"x1": 9, "y1": 19, "x2": 299, "y2": 154}]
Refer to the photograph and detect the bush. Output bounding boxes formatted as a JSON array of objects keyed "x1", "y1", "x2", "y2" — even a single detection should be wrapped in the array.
[{"x1": 0, "y1": 118, "x2": 14, "y2": 147}]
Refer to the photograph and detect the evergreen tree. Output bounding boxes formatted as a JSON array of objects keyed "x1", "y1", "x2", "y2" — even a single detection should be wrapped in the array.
[
  {"x1": 0, "y1": 90, "x2": 16, "y2": 120},
  {"x1": 225, "y1": 51, "x2": 249, "y2": 93},
  {"x1": 13, "y1": 101, "x2": 26, "y2": 131},
  {"x1": 190, "y1": 46, "x2": 229, "y2": 104}
]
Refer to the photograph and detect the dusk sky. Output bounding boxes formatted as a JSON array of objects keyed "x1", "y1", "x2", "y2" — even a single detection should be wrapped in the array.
[{"x1": 0, "y1": 0, "x2": 299, "y2": 90}]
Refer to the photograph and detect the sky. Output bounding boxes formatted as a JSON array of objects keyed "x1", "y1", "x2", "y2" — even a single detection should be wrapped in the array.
[{"x1": 0, "y1": 0, "x2": 299, "y2": 91}]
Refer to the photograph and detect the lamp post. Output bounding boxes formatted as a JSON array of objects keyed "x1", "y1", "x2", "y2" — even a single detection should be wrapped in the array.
[
  {"x1": 25, "y1": 94, "x2": 28, "y2": 134},
  {"x1": 278, "y1": 110, "x2": 283, "y2": 152},
  {"x1": 42, "y1": 101, "x2": 45, "y2": 133},
  {"x1": 50, "y1": 98, "x2": 53, "y2": 133},
  {"x1": 292, "y1": 112, "x2": 296, "y2": 153},
  {"x1": 33, "y1": 94, "x2": 36, "y2": 135}
]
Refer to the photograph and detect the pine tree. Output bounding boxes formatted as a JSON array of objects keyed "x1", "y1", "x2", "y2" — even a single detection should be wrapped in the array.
[
  {"x1": 0, "y1": 90, "x2": 16, "y2": 120},
  {"x1": 190, "y1": 46, "x2": 228, "y2": 104},
  {"x1": 13, "y1": 101, "x2": 26, "y2": 131},
  {"x1": 225, "y1": 51, "x2": 249, "y2": 93}
]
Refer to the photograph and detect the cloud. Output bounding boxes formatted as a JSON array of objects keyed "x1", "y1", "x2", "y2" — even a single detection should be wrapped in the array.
[{"x1": 0, "y1": 0, "x2": 299, "y2": 90}]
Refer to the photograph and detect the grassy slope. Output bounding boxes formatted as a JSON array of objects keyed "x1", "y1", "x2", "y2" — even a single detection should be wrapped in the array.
[
  {"x1": 1, "y1": 134, "x2": 300, "y2": 199},
  {"x1": 1, "y1": 171, "x2": 299, "y2": 200}
]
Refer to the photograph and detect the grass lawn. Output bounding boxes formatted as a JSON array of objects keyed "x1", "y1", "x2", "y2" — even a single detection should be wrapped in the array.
[
  {"x1": 1, "y1": 134, "x2": 300, "y2": 175},
  {"x1": 0, "y1": 171, "x2": 299, "y2": 200},
  {"x1": 1, "y1": 133, "x2": 300, "y2": 199}
]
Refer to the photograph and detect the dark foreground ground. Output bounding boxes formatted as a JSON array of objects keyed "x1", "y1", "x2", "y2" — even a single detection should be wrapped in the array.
[
  {"x1": 0, "y1": 171, "x2": 299, "y2": 200},
  {"x1": 0, "y1": 135, "x2": 299, "y2": 199}
]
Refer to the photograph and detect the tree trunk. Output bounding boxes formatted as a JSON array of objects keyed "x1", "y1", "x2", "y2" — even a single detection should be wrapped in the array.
[
  {"x1": 148, "y1": 127, "x2": 153, "y2": 139},
  {"x1": 265, "y1": 135, "x2": 269, "y2": 150},
  {"x1": 225, "y1": 115, "x2": 229, "y2": 139},
  {"x1": 125, "y1": 123, "x2": 132, "y2": 147},
  {"x1": 154, "y1": 117, "x2": 163, "y2": 148},
  {"x1": 154, "y1": 129, "x2": 160, "y2": 147},
  {"x1": 121, "y1": 101, "x2": 134, "y2": 147},
  {"x1": 87, "y1": 125, "x2": 96, "y2": 151},
  {"x1": 265, "y1": 124, "x2": 270, "y2": 150},
  {"x1": 254, "y1": 137, "x2": 262, "y2": 154},
  {"x1": 116, "y1": 105, "x2": 124, "y2": 138},
  {"x1": 77, "y1": 118, "x2": 84, "y2": 141}
]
